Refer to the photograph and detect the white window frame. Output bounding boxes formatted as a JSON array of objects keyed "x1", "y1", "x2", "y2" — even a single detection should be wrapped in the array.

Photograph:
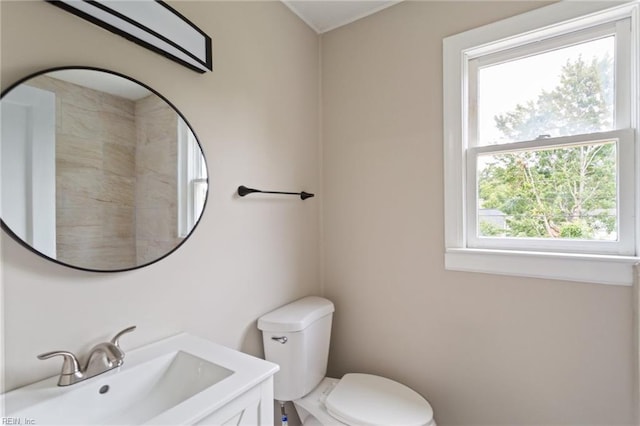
[
  {"x1": 443, "y1": 1, "x2": 640, "y2": 286},
  {"x1": 177, "y1": 117, "x2": 207, "y2": 238}
]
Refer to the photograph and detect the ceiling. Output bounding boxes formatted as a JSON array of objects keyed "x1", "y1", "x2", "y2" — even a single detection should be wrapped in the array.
[
  {"x1": 48, "y1": 70, "x2": 151, "y2": 101},
  {"x1": 282, "y1": 1, "x2": 401, "y2": 34}
]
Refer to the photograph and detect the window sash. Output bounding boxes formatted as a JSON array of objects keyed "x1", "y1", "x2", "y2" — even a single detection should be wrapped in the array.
[
  {"x1": 177, "y1": 117, "x2": 207, "y2": 238},
  {"x1": 467, "y1": 18, "x2": 631, "y2": 149},
  {"x1": 466, "y1": 129, "x2": 635, "y2": 255}
]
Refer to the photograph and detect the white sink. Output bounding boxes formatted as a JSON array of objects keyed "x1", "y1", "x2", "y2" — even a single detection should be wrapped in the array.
[{"x1": 1, "y1": 333, "x2": 279, "y2": 425}]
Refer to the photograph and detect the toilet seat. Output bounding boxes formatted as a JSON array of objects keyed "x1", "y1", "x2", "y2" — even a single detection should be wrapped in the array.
[{"x1": 325, "y1": 373, "x2": 434, "y2": 426}]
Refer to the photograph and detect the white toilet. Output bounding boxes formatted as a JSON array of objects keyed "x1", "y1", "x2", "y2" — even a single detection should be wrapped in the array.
[{"x1": 258, "y1": 296, "x2": 436, "y2": 426}]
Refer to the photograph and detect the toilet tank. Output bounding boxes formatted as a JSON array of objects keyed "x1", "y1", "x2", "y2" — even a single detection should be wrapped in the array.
[{"x1": 258, "y1": 296, "x2": 335, "y2": 402}]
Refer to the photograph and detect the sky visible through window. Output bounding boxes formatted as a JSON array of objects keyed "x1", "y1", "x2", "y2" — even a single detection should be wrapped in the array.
[{"x1": 477, "y1": 36, "x2": 615, "y2": 146}]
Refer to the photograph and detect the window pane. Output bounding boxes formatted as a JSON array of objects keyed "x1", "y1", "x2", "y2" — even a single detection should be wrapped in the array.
[
  {"x1": 477, "y1": 141, "x2": 617, "y2": 240},
  {"x1": 478, "y1": 36, "x2": 615, "y2": 146}
]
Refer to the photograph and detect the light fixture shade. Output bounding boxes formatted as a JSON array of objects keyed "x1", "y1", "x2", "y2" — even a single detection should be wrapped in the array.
[{"x1": 48, "y1": 0, "x2": 213, "y2": 73}]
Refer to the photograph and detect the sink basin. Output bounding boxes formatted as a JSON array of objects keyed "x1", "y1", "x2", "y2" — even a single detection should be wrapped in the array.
[{"x1": 1, "y1": 333, "x2": 279, "y2": 425}]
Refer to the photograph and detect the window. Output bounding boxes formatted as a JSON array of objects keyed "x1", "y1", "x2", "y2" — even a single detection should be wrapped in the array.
[
  {"x1": 177, "y1": 117, "x2": 208, "y2": 238},
  {"x1": 443, "y1": 2, "x2": 640, "y2": 285}
]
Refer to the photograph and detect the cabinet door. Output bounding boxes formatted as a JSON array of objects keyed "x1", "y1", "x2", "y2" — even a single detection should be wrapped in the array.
[{"x1": 195, "y1": 377, "x2": 274, "y2": 426}]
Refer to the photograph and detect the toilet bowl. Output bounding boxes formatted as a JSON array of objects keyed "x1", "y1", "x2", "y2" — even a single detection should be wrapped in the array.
[{"x1": 258, "y1": 296, "x2": 436, "y2": 426}]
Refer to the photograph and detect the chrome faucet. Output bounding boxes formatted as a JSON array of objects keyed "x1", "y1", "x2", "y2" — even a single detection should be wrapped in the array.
[{"x1": 37, "y1": 326, "x2": 136, "y2": 386}]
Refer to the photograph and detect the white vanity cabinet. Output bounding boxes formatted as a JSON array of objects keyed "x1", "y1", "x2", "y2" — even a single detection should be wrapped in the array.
[{"x1": 195, "y1": 376, "x2": 274, "y2": 425}]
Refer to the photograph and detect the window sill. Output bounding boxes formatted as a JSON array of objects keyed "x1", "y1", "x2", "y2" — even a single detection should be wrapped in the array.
[{"x1": 445, "y1": 248, "x2": 639, "y2": 286}]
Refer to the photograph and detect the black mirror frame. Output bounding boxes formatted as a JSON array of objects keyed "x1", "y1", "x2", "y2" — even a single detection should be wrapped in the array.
[{"x1": 0, "y1": 65, "x2": 210, "y2": 273}]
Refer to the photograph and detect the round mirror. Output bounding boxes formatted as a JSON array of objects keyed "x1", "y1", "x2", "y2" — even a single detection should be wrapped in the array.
[{"x1": 0, "y1": 67, "x2": 208, "y2": 272}]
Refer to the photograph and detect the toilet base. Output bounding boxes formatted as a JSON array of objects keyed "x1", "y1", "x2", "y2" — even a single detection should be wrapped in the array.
[{"x1": 294, "y1": 377, "x2": 344, "y2": 425}]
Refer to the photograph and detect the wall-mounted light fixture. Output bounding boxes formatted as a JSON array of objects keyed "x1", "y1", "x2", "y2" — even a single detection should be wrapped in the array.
[{"x1": 47, "y1": 0, "x2": 212, "y2": 73}]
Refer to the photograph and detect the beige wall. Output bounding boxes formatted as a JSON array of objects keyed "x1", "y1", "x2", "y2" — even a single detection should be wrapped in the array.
[
  {"x1": 321, "y1": 1, "x2": 635, "y2": 425},
  {"x1": 1, "y1": 1, "x2": 636, "y2": 425},
  {"x1": 0, "y1": 0, "x2": 320, "y2": 393},
  {"x1": 635, "y1": 264, "x2": 640, "y2": 422}
]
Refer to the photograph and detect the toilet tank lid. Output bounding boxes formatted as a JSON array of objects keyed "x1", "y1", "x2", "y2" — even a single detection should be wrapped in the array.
[{"x1": 258, "y1": 296, "x2": 335, "y2": 332}]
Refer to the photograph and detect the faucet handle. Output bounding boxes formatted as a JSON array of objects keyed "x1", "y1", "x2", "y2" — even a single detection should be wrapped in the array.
[
  {"x1": 37, "y1": 351, "x2": 81, "y2": 375},
  {"x1": 110, "y1": 325, "x2": 136, "y2": 348}
]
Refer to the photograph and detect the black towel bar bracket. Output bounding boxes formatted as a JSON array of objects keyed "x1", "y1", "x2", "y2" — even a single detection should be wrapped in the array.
[{"x1": 237, "y1": 185, "x2": 314, "y2": 201}]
